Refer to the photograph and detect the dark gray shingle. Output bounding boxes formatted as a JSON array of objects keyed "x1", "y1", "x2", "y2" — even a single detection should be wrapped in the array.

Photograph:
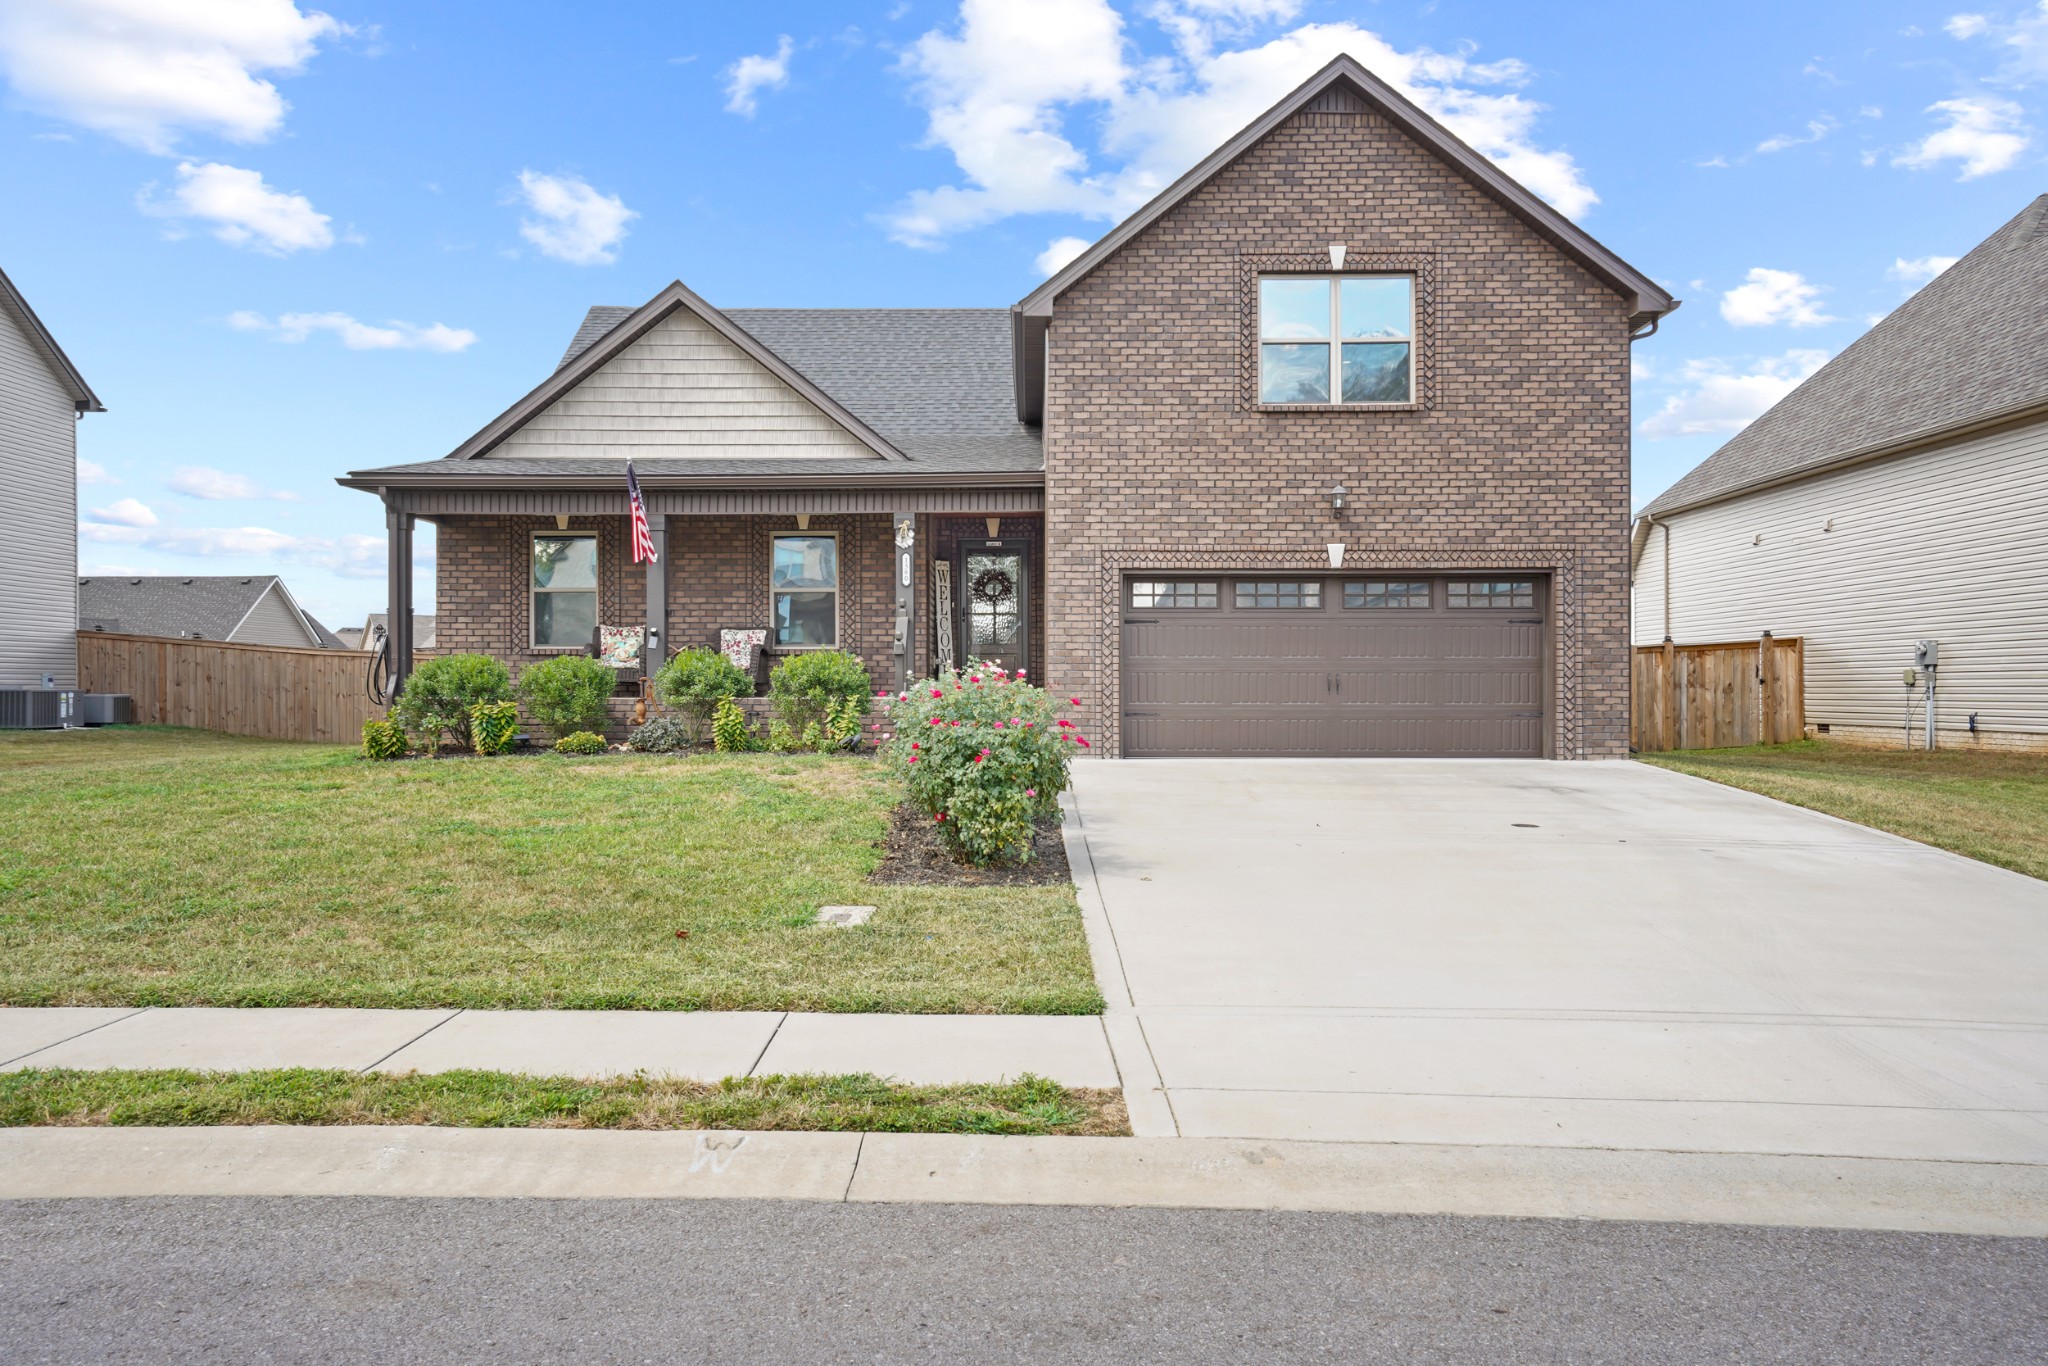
[{"x1": 79, "y1": 576, "x2": 285, "y2": 642}]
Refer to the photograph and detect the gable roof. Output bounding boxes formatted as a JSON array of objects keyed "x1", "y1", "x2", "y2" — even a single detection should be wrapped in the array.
[
  {"x1": 1642, "y1": 196, "x2": 2048, "y2": 520},
  {"x1": 445, "y1": 279, "x2": 907, "y2": 463},
  {"x1": 0, "y1": 264, "x2": 104, "y2": 413},
  {"x1": 1009, "y1": 56, "x2": 1677, "y2": 420},
  {"x1": 78, "y1": 575, "x2": 330, "y2": 646}
]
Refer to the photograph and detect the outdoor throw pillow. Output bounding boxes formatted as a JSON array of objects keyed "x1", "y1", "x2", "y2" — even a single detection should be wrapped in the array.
[{"x1": 598, "y1": 625, "x2": 644, "y2": 669}]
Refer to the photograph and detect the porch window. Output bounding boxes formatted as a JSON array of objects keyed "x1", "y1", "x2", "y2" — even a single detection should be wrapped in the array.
[
  {"x1": 1258, "y1": 275, "x2": 1414, "y2": 405},
  {"x1": 530, "y1": 533, "x2": 598, "y2": 648},
  {"x1": 771, "y1": 533, "x2": 838, "y2": 647}
]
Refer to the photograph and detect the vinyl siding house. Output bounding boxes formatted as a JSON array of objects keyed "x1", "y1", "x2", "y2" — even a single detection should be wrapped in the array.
[
  {"x1": 1633, "y1": 196, "x2": 2048, "y2": 751},
  {"x1": 1, "y1": 266, "x2": 103, "y2": 688},
  {"x1": 341, "y1": 58, "x2": 1676, "y2": 757},
  {"x1": 79, "y1": 576, "x2": 347, "y2": 650}
]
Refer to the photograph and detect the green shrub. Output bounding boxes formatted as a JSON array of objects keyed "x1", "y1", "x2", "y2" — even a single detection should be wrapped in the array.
[
  {"x1": 628, "y1": 716, "x2": 696, "y2": 753},
  {"x1": 823, "y1": 696, "x2": 867, "y2": 751},
  {"x1": 768, "y1": 650, "x2": 871, "y2": 737},
  {"x1": 470, "y1": 701, "x2": 519, "y2": 755},
  {"x1": 712, "y1": 698, "x2": 757, "y2": 752},
  {"x1": 391, "y1": 653, "x2": 512, "y2": 751},
  {"x1": 516, "y1": 655, "x2": 616, "y2": 739},
  {"x1": 654, "y1": 648, "x2": 754, "y2": 743},
  {"x1": 361, "y1": 718, "x2": 408, "y2": 761},
  {"x1": 887, "y1": 666, "x2": 1080, "y2": 865},
  {"x1": 554, "y1": 731, "x2": 607, "y2": 755}
]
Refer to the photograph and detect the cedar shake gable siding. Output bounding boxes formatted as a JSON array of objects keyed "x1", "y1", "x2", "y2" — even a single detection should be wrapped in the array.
[{"x1": 1042, "y1": 99, "x2": 1636, "y2": 758}]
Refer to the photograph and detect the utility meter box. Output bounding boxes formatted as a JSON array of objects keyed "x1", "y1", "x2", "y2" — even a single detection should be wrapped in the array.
[{"x1": 1915, "y1": 639, "x2": 1940, "y2": 671}]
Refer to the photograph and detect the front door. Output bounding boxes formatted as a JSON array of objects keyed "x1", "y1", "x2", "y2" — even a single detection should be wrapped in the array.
[{"x1": 957, "y1": 539, "x2": 1030, "y2": 676}]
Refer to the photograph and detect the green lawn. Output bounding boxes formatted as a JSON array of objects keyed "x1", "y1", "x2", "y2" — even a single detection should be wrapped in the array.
[
  {"x1": 1641, "y1": 739, "x2": 2048, "y2": 881},
  {"x1": 0, "y1": 728, "x2": 1101, "y2": 1013},
  {"x1": 0, "y1": 1068, "x2": 1128, "y2": 1136}
]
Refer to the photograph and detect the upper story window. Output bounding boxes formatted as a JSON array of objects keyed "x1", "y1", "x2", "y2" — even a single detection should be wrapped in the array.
[
  {"x1": 1258, "y1": 275, "x2": 1414, "y2": 406},
  {"x1": 771, "y1": 533, "x2": 838, "y2": 647},
  {"x1": 531, "y1": 533, "x2": 598, "y2": 648}
]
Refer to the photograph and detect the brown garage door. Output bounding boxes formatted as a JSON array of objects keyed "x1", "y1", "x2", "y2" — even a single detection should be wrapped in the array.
[{"x1": 1121, "y1": 575, "x2": 1547, "y2": 757}]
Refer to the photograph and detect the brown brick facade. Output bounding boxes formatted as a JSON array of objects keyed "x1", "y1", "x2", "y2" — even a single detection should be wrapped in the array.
[{"x1": 1041, "y1": 106, "x2": 1635, "y2": 758}]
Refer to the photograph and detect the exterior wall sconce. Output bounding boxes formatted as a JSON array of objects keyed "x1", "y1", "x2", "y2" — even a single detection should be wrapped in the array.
[
  {"x1": 1328, "y1": 243, "x2": 1347, "y2": 270},
  {"x1": 1330, "y1": 483, "x2": 1349, "y2": 511}
]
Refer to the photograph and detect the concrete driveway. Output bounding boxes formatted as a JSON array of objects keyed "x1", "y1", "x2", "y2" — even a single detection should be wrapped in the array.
[{"x1": 1066, "y1": 760, "x2": 2048, "y2": 1163}]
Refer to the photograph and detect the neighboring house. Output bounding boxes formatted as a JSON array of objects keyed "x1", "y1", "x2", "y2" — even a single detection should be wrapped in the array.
[
  {"x1": 79, "y1": 576, "x2": 346, "y2": 650},
  {"x1": 339, "y1": 58, "x2": 1675, "y2": 757},
  {"x1": 1, "y1": 265, "x2": 103, "y2": 688},
  {"x1": 335, "y1": 627, "x2": 366, "y2": 651},
  {"x1": 360, "y1": 612, "x2": 436, "y2": 651},
  {"x1": 1634, "y1": 196, "x2": 2048, "y2": 751}
]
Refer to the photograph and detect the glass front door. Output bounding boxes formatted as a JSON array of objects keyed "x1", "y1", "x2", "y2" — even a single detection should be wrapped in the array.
[{"x1": 959, "y1": 542, "x2": 1029, "y2": 677}]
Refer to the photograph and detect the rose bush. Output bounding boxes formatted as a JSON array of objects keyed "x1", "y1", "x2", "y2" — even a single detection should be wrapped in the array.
[{"x1": 884, "y1": 665, "x2": 1084, "y2": 865}]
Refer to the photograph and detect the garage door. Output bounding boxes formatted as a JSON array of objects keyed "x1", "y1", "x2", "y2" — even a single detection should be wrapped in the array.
[{"x1": 1121, "y1": 575, "x2": 1547, "y2": 757}]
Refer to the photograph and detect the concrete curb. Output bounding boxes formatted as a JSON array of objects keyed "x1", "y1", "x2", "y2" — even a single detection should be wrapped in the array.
[{"x1": 5, "y1": 1127, "x2": 2046, "y2": 1237}]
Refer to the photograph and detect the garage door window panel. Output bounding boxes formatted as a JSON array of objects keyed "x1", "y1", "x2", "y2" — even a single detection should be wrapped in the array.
[
  {"x1": 1234, "y1": 581, "x2": 1322, "y2": 609},
  {"x1": 1130, "y1": 581, "x2": 1219, "y2": 609},
  {"x1": 1447, "y1": 580, "x2": 1535, "y2": 609},
  {"x1": 1345, "y1": 581, "x2": 1431, "y2": 609}
]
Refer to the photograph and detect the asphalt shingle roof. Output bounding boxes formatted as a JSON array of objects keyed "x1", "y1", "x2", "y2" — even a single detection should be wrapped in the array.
[
  {"x1": 1644, "y1": 196, "x2": 2048, "y2": 517},
  {"x1": 78, "y1": 576, "x2": 299, "y2": 643}
]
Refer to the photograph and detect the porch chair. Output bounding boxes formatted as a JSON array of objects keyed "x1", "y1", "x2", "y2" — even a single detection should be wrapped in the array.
[
  {"x1": 590, "y1": 624, "x2": 647, "y2": 694},
  {"x1": 719, "y1": 628, "x2": 771, "y2": 690}
]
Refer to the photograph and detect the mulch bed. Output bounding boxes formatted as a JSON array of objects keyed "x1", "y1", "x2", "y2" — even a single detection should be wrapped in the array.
[{"x1": 869, "y1": 801, "x2": 1073, "y2": 887}]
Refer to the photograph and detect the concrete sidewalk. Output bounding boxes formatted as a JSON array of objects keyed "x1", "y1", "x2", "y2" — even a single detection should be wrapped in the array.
[{"x1": 0, "y1": 1007, "x2": 1121, "y2": 1088}]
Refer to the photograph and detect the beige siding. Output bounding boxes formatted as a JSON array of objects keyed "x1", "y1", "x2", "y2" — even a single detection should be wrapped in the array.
[
  {"x1": 0, "y1": 296, "x2": 78, "y2": 687},
  {"x1": 494, "y1": 309, "x2": 877, "y2": 459},
  {"x1": 228, "y1": 583, "x2": 319, "y2": 648},
  {"x1": 1634, "y1": 418, "x2": 2048, "y2": 737}
]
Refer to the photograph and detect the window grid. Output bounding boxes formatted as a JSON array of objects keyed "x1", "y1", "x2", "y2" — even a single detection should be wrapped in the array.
[
  {"x1": 1257, "y1": 273, "x2": 1414, "y2": 406},
  {"x1": 1344, "y1": 580, "x2": 1431, "y2": 609},
  {"x1": 770, "y1": 532, "x2": 840, "y2": 648},
  {"x1": 1446, "y1": 580, "x2": 1536, "y2": 609},
  {"x1": 1234, "y1": 580, "x2": 1323, "y2": 610},
  {"x1": 530, "y1": 532, "x2": 599, "y2": 649},
  {"x1": 1130, "y1": 580, "x2": 1220, "y2": 609}
]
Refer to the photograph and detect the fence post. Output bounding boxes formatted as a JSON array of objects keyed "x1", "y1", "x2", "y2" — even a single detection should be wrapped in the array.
[
  {"x1": 1661, "y1": 636, "x2": 1677, "y2": 751},
  {"x1": 1758, "y1": 630, "x2": 1776, "y2": 745}
]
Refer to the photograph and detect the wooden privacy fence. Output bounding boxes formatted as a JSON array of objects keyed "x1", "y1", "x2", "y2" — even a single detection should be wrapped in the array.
[
  {"x1": 77, "y1": 631, "x2": 391, "y2": 744},
  {"x1": 1632, "y1": 634, "x2": 1805, "y2": 752}
]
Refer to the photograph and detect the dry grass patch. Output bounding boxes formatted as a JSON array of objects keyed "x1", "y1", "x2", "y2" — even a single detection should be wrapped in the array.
[{"x1": 1641, "y1": 740, "x2": 2048, "y2": 881}]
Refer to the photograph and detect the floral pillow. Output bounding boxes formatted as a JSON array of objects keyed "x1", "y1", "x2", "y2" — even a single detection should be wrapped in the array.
[
  {"x1": 720, "y1": 628, "x2": 767, "y2": 672},
  {"x1": 597, "y1": 625, "x2": 644, "y2": 669}
]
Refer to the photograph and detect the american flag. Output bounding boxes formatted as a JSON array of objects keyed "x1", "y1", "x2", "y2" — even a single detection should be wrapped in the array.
[{"x1": 626, "y1": 460, "x2": 658, "y2": 563}]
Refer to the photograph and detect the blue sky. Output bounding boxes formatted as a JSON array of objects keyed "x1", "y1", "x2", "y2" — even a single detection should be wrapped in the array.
[{"x1": 4, "y1": 0, "x2": 2043, "y2": 630}]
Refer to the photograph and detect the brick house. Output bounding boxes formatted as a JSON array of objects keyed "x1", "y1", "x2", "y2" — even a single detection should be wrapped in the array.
[{"x1": 340, "y1": 57, "x2": 1675, "y2": 758}]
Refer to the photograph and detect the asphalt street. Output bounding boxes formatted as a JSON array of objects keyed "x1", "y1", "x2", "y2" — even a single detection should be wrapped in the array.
[{"x1": 2, "y1": 1198, "x2": 2042, "y2": 1363}]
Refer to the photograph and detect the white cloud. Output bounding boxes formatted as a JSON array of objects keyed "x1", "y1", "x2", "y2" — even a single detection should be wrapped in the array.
[
  {"x1": 1719, "y1": 267, "x2": 1836, "y2": 328},
  {"x1": 77, "y1": 458, "x2": 117, "y2": 485},
  {"x1": 884, "y1": 1, "x2": 1597, "y2": 247},
  {"x1": 1639, "y1": 350, "x2": 1829, "y2": 439},
  {"x1": 724, "y1": 35, "x2": 794, "y2": 116},
  {"x1": 1888, "y1": 254, "x2": 1961, "y2": 285},
  {"x1": 168, "y1": 465, "x2": 299, "y2": 500},
  {"x1": 514, "y1": 170, "x2": 636, "y2": 265},
  {"x1": 1893, "y1": 95, "x2": 2029, "y2": 178},
  {"x1": 142, "y1": 161, "x2": 333, "y2": 253},
  {"x1": 1756, "y1": 116, "x2": 1836, "y2": 154},
  {"x1": 1035, "y1": 235, "x2": 1093, "y2": 274},
  {"x1": 77, "y1": 522, "x2": 389, "y2": 578},
  {"x1": 86, "y1": 497, "x2": 158, "y2": 528},
  {"x1": 0, "y1": 0, "x2": 341, "y2": 153},
  {"x1": 228, "y1": 310, "x2": 477, "y2": 352},
  {"x1": 1945, "y1": 13, "x2": 1991, "y2": 39}
]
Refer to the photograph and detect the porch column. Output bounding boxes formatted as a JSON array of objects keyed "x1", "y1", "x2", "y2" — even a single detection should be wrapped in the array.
[
  {"x1": 892, "y1": 511, "x2": 917, "y2": 692},
  {"x1": 384, "y1": 502, "x2": 415, "y2": 698},
  {"x1": 645, "y1": 511, "x2": 668, "y2": 669}
]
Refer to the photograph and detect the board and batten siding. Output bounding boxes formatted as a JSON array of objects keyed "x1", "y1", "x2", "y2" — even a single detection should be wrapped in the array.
[
  {"x1": 493, "y1": 309, "x2": 877, "y2": 460},
  {"x1": 0, "y1": 295, "x2": 78, "y2": 688},
  {"x1": 1633, "y1": 416, "x2": 2048, "y2": 742},
  {"x1": 231, "y1": 583, "x2": 320, "y2": 648}
]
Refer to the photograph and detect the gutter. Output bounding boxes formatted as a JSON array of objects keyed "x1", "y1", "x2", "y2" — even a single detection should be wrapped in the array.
[{"x1": 336, "y1": 468, "x2": 1044, "y2": 493}]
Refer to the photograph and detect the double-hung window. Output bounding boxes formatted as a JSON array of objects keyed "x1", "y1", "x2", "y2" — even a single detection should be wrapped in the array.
[
  {"x1": 1258, "y1": 275, "x2": 1414, "y2": 405},
  {"x1": 771, "y1": 533, "x2": 838, "y2": 647},
  {"x1": 531, "y1": 533, "x2": 598, "y2": 648}
]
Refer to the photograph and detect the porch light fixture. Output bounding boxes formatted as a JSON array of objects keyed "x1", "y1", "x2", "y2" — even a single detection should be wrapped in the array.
[
  {"x1": 1328, "y1": 243, "x2": 1347, "y2": 270},
  {"x1": 1329, "y1": 483, "x2": 1348, "y2": 512}
]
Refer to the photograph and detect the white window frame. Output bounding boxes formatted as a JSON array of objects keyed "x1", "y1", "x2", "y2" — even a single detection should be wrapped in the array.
[
  {"x1": 529, "y1": 531, "x2": 599, "y2": 651},
  {"x1": 1257, "y1": 273, "x2": 1415, "y2": 406},
  {"x1": 770, "y1": 530, "x2": 840, "y2": 650}
]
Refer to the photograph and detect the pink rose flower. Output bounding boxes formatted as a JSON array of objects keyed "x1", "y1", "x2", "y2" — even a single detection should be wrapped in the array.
[
  {"x1": 992, "y1": 721, "x2": 1005, "y2": 729},
  {"x1": 1025, "y1": 788, "x2": 1037, "y2": 797},
  {"x1": 910, "y1": 742, "x2": 920, "y2": 751},
  {"x1": 1069, "y1": 697, "x2": 1081, "y2": 706},
  {"x1": 1077, "y1": 736, "x2": 1091, "y2": 747},
  {"x1": 931, "y1": 689, "x2": 942, "y2": 699}
]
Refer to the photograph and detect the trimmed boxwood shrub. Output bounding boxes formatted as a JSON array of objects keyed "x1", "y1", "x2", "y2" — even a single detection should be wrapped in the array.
[
  {"x1": 470, "y1": 701, "x2": 519, "y2": 755},
  {"x1": 768, "y1": 650, "x2": 871, "y2": 737},
  {"x1": 391, "y1": 653, "x2": 511, "y2": 751},
  {"x1": 516, "y1": 655, "x2": 616, "y2": 739},
  {"x1": 887, "y1": 666, "x2": 1081, "y2": 865},
  {"x1": 554, "y1": 731, "x2": 607, "y2": 755},
  {"x1": 628, "y1": 716, "x2": 695, "y2": 753},
  {"x1": 654, "y1": 648, "x2": 754, "y2": 743},
  {"x1": 361, "y1": 717, "x2": 408, "y2": 761}
]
